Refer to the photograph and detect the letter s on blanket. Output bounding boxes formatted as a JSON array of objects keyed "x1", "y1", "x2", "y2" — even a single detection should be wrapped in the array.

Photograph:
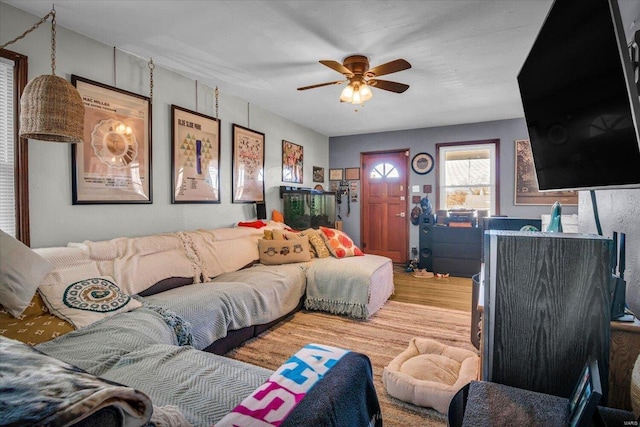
[{"x1": 216, "y1": 343, "x2": 349, "y2": 427}]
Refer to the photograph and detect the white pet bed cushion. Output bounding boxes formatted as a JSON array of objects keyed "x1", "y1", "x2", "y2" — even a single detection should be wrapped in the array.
[{"x1": 383, "y1": 337, "x2": 479, "y2": 413}]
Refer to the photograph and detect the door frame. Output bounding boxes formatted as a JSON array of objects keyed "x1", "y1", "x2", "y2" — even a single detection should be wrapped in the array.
[{"x1": 360, "y1": 148, "x2": 410, "y2": 262}]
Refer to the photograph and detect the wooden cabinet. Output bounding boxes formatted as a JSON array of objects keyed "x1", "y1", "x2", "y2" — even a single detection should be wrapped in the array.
[
  {"x1": 482, "y1": 231, "x2": 612, "y2": 400},
  {"x1": 477, "y1": 271, "x2": 640, "y2": 410},
  {"x1": 431, "y1": 226, "x2": 482, "y2": 277}
]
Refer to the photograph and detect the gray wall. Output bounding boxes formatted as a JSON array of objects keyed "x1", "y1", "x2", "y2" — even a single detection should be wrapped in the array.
[
  {"x1": 329, "y1": 118, "x2": 578, "y2": 250},
  {"x1": 578, "y1": 0, "x2": 640, "y2": 316},
  {"x1": 1, "y1": 3, "x2": 329, "y2": 248}
]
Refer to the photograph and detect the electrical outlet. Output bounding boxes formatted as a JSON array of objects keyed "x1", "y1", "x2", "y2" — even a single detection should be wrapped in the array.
[{"x1": 411, "y1": 247, "x2": 418, "y2": 255}]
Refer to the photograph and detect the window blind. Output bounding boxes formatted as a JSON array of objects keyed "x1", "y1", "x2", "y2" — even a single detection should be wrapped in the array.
[{"x1": 0, "y1": 57, "x2": 16, "y2": 237}]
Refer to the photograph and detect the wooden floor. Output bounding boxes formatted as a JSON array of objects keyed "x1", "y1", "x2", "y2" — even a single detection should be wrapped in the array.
[{"x1": 390, "y1": 264, "x2": 473, "y2": 313}]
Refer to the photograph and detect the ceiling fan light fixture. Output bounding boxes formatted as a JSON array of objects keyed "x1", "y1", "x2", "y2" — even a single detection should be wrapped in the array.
[
  {"x1": 340, "y1": 81, "x2": 373, "y2": 105},
  {"x1": 340, "y1": 84, "x2": 355, "y2": 102},
  {"x1": 300, "y1": 55, "x2": 408, "y2": 106},
  {"x1": 359, "y1": 83, "x2": 373, "y2": 102}
]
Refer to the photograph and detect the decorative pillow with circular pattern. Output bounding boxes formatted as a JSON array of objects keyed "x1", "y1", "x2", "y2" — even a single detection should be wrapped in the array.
[
  {"x1": 38, "y1": 276, "x2": 141, "y2": 329},
  {"x1": 318, "y1": 227, "x2": 364, "y2": 258}
]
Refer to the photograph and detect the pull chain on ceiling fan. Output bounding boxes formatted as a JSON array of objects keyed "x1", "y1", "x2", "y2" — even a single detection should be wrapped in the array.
[{"x1": 297, "y1": 55, "x2": 411, "y2": 105}]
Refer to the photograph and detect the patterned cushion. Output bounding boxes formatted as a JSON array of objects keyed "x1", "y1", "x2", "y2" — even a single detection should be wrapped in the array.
[
  {"x1": 272, "y1": 229, "x2": 287, "y2": 240},
  {"x1": 299, "y1": 229, "x2": 331, "y2": 258},
  {"x1": 319, "y1": 227, "x2": 364, "y2": 258},
  {"x1": 0, "y1": 292, "x2": 74, "y2": 345},
  {"x1": 258, "y1": 236, "x2": 311, "y2": 265},
  {"x1": 39, "y1": 275, "x2": 141, "y2": 329}
]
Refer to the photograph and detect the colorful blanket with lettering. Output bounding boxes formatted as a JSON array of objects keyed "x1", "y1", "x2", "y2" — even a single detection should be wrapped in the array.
[{"x1": 216, "y1": 343, "x2": 382, "y2": 427}]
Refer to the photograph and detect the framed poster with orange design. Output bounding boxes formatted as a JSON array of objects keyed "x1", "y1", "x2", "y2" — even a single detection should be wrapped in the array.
[
  {"x1": 282, "y1": 140, "x2": 303, "y2": 183},
  {"x1": 232, "y1": 123, "x2": 265, "y2": 203},
  {"x1": 171, "y1": 105, "x2": 220, "y2": 203},
  {"x1": 71, "y1": 75, "x2": 151, "y2": 204}
]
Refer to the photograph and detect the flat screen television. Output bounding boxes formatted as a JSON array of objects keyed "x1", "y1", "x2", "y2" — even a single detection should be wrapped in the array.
[{"x1": 517, "y1": 0, "x2": 640, "y2": 192}]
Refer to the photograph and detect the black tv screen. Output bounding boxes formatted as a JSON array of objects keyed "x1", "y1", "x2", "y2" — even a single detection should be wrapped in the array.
[{"x1": 518, "y1": 0, "x2": 640, "y2": 191}]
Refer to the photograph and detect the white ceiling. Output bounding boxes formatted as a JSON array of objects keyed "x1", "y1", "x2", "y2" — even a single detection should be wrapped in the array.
[{"x1": 4, "y1": 0, "x2": 554, "y2": 137}]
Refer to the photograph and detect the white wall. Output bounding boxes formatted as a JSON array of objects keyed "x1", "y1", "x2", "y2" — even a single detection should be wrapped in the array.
[
  {"x1": 579, "y1": 190, "x2": 640, "y2": 315},
  {"x1": 1, "y1": 3, "x2": 329, "y2": 248}
]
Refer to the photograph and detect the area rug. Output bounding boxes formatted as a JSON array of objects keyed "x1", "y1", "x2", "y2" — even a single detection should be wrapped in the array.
[{"x1": 225, "y1": 300, "x2": 476, "y2": 427}]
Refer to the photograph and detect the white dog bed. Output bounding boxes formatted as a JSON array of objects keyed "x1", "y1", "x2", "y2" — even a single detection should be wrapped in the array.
[{"x1": 383, "y1": 337, "x2": 479, "y2": 414}]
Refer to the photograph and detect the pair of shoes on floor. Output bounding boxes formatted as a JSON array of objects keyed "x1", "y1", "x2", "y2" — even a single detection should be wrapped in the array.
[
  {"x1": 435, "y1": 272, "x2": 450, "y2": 278},
  {"x1": 413, "y1": 269, "x2": 434, "y2": 278}
]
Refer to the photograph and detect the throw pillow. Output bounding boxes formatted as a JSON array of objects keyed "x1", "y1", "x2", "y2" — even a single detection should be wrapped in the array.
[
  {"x1": 39, "y1": 276, "x2": 141, "y2": 329},
  {"x1": 272, "y1": 229, "x2": 286, "y2": 240},
  {"x1": 0, "y1": 230, "x2": 54, "y2": 318},
  {"x1": 272, "y1": 209, "x2": 285, "y2": 223},
  {"x1": 0, "y1": 292, "x2": 75, "y2": 345},
  {"x1": 319, "y1": 227, "x2": 364, "y2": 258},
  {"x1": 299, "y1": 228, "x2": 331, "y2": 258},
  {"x1": 258, "y1": 236, "x2": 311, "y2": 265}
]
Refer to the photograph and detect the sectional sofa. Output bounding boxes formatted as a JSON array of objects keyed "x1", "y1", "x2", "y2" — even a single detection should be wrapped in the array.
[{"x1": 0, "y1": 222, "x2": 394, "y2": 426}]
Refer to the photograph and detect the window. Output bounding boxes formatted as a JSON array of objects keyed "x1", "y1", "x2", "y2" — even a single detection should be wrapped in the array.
[
  {"x1": 370, "y1": 162, "x2": 399, "y2": 179},
  {"x1": 0, "y1": 49, "x2": 29, "y2": 245},
  {"x1": 436, "y1": 140, "x2": 499, "y2": 215}
]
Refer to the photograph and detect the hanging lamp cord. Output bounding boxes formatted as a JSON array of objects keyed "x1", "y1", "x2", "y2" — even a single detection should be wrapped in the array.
[{"x1": 1, "y1": 8, "x2": 57, "y2": 76}]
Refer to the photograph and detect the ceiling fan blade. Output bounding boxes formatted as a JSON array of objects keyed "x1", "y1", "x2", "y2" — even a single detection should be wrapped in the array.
[
  {"x1": 297, "y1": 80, "x2": 344, "y2": 91},
  {"x1": 368, "y1": 79, "x2": 410, "y2": 93},
  {"x1": 319, "y1": 60, "x2": 353, "y2": 76},
  {"x1": 367, "y1": 59, "x2": 411, "y2": 78}
]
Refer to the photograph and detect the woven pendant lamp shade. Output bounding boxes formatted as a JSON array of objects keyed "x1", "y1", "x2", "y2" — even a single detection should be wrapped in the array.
[{"x1": 19, "y1": 74, "x2": 85, "y2": 143}]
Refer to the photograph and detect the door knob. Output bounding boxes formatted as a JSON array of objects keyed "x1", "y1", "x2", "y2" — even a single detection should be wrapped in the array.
[{"x1": 396, "y1": 212, "x2": 406, "y2": 217}]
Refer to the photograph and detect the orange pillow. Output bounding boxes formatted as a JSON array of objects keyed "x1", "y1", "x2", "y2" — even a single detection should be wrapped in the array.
[
  {"x1": 272, "y1": 209, "x2": 284, "y2": 223},
  {"x1": 319, "y1": 226, "x2": 364, "y2": 258}
]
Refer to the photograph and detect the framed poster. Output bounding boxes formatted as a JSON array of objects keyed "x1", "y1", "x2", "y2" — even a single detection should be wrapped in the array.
[
  {"x1": 232, "y1": 124, "x2": 265, "y2": 203},
  {"x1": 313, "y1": 166, "x2": 325, "y2": 183},
  {"x1": 171, "y1": 105, "x2": 220, "y2": 203},
  {"x1": 282, "y1": 140, "x2": 303, "y2": 183},
  {"x1": 515, "y1": 139, "x2": 578, "y2": 206},
  {"x1": 345, "y1": 167, "x2": 360, "y2": 180},
  {"x1": 329, "y1": 168, "x2": 343, "y2": 181},
  {"x1": 71, "y1": 75, "x2": 151, "y2": 204}
]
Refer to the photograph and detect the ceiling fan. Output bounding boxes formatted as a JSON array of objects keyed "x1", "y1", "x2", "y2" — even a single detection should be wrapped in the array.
[{"x1": 297, "y1": 55, "x2": 411, "y2": 105}]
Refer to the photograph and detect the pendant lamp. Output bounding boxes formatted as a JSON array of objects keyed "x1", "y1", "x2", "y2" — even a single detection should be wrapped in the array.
[{"x1": 1, "y1": 8, "x2": 85, "y2": 143}]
